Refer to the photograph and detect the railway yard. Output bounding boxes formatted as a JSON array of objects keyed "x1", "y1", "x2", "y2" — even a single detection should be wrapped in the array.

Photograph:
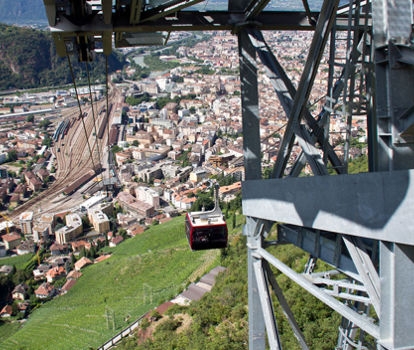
[{"x1": 5, "y1": 85, "x2": 123, "y2": 220}]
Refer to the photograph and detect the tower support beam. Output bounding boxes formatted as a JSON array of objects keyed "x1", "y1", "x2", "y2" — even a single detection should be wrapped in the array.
[
  {"x1": 272, "y1": 0, "x2": 340, "y2": 178},
  {"x1": 372, "y1": 1, "x2": 414, "y2": 348},
  {"x1": 238, "y1": 28, "x2": 267, "y2": 350}
]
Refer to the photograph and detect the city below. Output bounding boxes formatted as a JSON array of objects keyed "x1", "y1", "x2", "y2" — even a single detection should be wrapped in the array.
[{"x1": 0, "y1": 30, "x2": 368, "y2": 347}]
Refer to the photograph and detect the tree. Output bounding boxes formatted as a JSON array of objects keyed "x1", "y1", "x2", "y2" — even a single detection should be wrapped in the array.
[
  {"x1": 43, "y1": 176, "x2": 50, "y2": 185},
  {"x1": 140, "y1": 318, "x2": 150, "y2": 330},
  {"x1": 191, "y1": 193, "x2": 214, "y2": 212},
  {"x1": 7, "y1": 150, "x2": 18, "y2": 162},
  {"x1": 111, "y1": 145, "x2": 123, "y2": 154},
  {"x1": 80, "y1": 247, "x2": 86, "y2": 258},
  {"x1": 70, "y1": 253, "x2": 76, "y2": 269},
  {"x1": 263, "y1": 167, "x2": 272, "y2": 179},
  {"x1": 118, "y1": 228, "x2": 127, "y2": 239},
  {"x1": 89, "y1": 246, "x2": 96, "y2": 259},
  {"x1": 0, "y1": 275, "x2": 13, "y2": 305},
  {"x1": 12, "y1": 269, "x2": 30, "y2": 285},
  {"x1": 26, "y1": 115, "x2": 34, "y2": 123},
  {"x1": 232, "y1": 213, "x2": 236, "y2": 229},
  {"x1": 82, "y1": 216, "x2": 92, "y2": 229},
  {"x1": 132, "y1": 140, "x2": 139, "y2": 147},
  {"x1": 150, "y1": 310, "x2": 162, "y2": 321},
  {"x1": 39, "y1": 119, "x2": 51, "y2": 130},
  {"x1": 42, "y1": 136, "x2": 52, "y2": 147}
]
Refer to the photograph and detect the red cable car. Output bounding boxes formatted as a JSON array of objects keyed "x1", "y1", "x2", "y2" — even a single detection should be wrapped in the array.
[{"x1": 185, "y1": 185, "x2": 228, "y2": 251}]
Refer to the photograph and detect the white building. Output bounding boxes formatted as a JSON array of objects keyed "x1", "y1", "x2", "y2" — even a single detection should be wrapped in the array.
[
  {"x1": 19, "y1": 212, "x2": 33, "y2": 236},
  {"x1": 88, "y1": 208, "x2": 110, "y2": 234},
  {"x1": 135, "y1": 186, "x2": 160, "y2": 209},
  {"x1": 0, "y1": 153, "x2": 7, "y2": 164},
  {"x1": 79, "y1": 193, "x2": 108, "y2": 212},
  {"x1": 55, "y1": 213, "x2": 83, "y2": 244}
]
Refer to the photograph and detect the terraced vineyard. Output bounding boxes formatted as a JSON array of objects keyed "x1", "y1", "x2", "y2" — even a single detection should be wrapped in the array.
[{"x1": 0, "y1": 216, "x2": 219, "y2": 350}]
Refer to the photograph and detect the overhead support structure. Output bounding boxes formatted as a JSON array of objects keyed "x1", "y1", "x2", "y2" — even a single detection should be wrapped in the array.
[
  {"x1": 43, "y1": 0, "x2": 414, "y2": 349},
  {"x1": 271, "y1": 0, "x2": 340, "y2": 179},
  {"x1": 243, "y1": 169, "x2": 414, "y2": 245},
  {"x1": 372, "y1": 1, "x2": 414, "y2": 349},
  {"x1": 238, "y1": 26, "x2": 266, "y2": 350},
  {"x1": 46, "y1": 0, "x2": 356, "y2": 61}
]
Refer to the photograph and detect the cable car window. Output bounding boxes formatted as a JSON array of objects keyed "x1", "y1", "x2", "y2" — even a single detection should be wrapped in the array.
[{"x1": 194, "y1": 226, "x2": 226, "y2": 241}]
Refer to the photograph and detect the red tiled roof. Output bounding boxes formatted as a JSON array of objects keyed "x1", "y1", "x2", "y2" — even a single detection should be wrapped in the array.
[
  {"x1": 2, "y1": 234, "x2": 21, "y2": 243},
  {"x1": 74, "y1": 257, "x2": 92, "y2": 270},
  {"x1": 111, "y1": 236, "x2": 124, "y2": 245},
  {"x1": 67, "y1": 270, "x2": 82, "y2": 280},
  {"x1": 61, "y1": 279, "x2": 77, "y2": 292},
  {"x1": 47, "y1": 266, "x2": 66, "y2": 279},
  {"x1": 0, "y1": 305, "x2": 12, "y2": 316},
  {"x1": 94, "y1": 255, "x2": 111, "y2": 263},
  {"x1": 35, "y1": 282, "x2": 55, "y2": 297}
]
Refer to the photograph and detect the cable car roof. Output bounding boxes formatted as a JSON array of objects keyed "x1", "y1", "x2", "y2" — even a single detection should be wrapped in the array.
[{"x1": 188, "y1": 211, "x2": 226, "y2": 227}]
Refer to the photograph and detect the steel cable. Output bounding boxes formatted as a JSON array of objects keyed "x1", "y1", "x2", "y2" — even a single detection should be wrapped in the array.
[
  {"x1": 66, "y1": 53, "x2": 96, "y2": 172},
  {"x1": 85, "y1": 60, "x2": 103, "y2": 174}
]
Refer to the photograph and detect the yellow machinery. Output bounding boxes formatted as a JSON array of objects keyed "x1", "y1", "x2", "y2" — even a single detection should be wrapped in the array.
[{"x1": 0, "y1": 212, "x2": 13, "y2": 235}]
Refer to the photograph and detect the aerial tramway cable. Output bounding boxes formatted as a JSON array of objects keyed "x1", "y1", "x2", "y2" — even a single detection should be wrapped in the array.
[
  {"x1": 85, "y1": 60, "x2": 103, "y2": 174},
  {"x1": 66, "y1": 51, "x2": 97, "y2": 172},
  {"x1": 104, "y1": 55, "x2": 111, "y2": 191}
]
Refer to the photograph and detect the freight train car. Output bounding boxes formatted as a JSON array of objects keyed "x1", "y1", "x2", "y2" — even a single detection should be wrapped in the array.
[
  {"x1": 63, "y1": 169, "x2": 96, "y2": 195},
  {"x1": 97, "y1": 113, "x2": 108, "y2": 139},
  {"x1": 108, "y1": 125, "x2": 119, "y2": 146}
]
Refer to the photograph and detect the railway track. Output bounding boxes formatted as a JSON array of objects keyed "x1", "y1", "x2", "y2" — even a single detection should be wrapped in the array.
[{"x1": 7, "y1": 87, "x2": 119, "y2": 220}]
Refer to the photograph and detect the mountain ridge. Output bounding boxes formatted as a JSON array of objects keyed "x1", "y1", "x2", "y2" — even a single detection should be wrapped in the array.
[
  {"x1": 0, "y1": 24, "x2": 125, "y2": 91},
  {"x1": 0, "y1": 0, "x2": 47, "y2": 25}
]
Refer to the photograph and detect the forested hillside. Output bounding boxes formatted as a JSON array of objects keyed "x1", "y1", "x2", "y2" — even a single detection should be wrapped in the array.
[
  {"x1": 0, "y1": 24, "x2": 125, "y2": 90},
  {"x1": 0, "y1": 0, "x2": 46, "y2": 25}
]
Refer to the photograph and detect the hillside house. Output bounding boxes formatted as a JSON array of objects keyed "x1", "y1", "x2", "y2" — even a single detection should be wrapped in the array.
[
  {"x1": 33, "y1": 264, "x2": 52, "y2": 280},
  {"x1": 12, "y1": 283, "x2": 29, "y2": 301},
  {"x1": 61, "y1": 279, "x2": 77, "y2": 294},
  {"x1": 2, "y1": 233, "x2": 21, "y2": 250},
  {"x1": 0, "y1": 265, "x2": 13, "y2": 275},
  {"x1": 35, "y1": 282, "x2": 56, "y2": 299},
  {"x1": 219, "y1": 182, "x2": 242, "y2": 202},
  {"x1": 17, "y1": 240, "x2": 35, "y2": 255},
  {"x1": 0, "y1": 305, "x2": 13, "y2": 318},
  {"x1": 46, "y1": 266, "x2": 66, "y2": 283},
  {"x1": 50, "y1": 242, "x2": 70, "y2": 255},
  {"x1": 71, "y1": 240, "x2": 91, "y2": 253},
  {"x1": 74, "y1": 257, "x2": 92, "y2": 271},
  {"x1": 110, "y1": 236, "x2": 124, "y2": 247},
  {"x1": 67, "y1": 270, "x2": 82, "y2": 280}
]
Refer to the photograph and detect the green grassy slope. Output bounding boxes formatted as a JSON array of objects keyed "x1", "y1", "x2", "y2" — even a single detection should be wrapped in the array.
[
  {"x1": 119, "y1": 217, "x2": 342, "y2": 350},
  {"x1": 0, "y1": 216, "x2": 218, "y2": 350},
  {"x1": 0, "y1": 253, "x2": 33, "y2": 269}
]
